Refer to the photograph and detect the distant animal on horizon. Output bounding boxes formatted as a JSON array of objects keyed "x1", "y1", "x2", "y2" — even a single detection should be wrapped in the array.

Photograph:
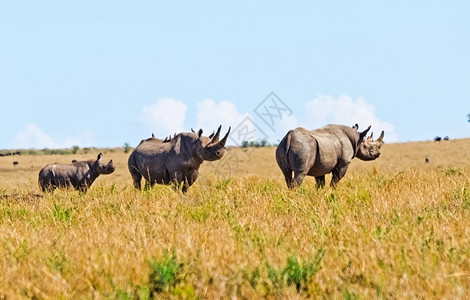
[
  {"x1": 276, "y1": 124, "x2": 384, "y2": 189},
  {"x1": 38, "y1": 153, "x2": 115, "y2": 193},
  {"x1": 444, "y1": 136, "x2": 449, "y2": 141},
  {"x1": 128, "y1": 126, "x2": 230, "y2": 192},
  {"x1": 434, "y1": 136, "x2": 442, "y2": 142}
]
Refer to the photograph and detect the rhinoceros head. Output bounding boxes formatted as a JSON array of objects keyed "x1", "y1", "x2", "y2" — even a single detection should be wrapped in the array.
[
  {"x1": 356, "y1": 128, "x2": 384, "y2": 161},
  {"x1": 196, "y1": 125, "x2": 231, "y2": 161},
  {"x1": 92, "y1": 153, "x2": 116, "y2": 175}
]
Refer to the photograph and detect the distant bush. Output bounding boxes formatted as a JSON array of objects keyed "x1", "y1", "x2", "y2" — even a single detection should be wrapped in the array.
[
  {"x1": 42, "y1": 149, "x2": 73, "y2": 155},
  {"x1": 71, "y1": 145, "x2": 80, "y2": 154},
  {"x1": 242, "y1": 139, "x2": 269, "y2": 148}
]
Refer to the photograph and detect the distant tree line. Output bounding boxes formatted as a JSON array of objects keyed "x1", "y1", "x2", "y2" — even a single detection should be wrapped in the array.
[{"x1": 0, "y1": 146, "x2": 120, "y2": 156}]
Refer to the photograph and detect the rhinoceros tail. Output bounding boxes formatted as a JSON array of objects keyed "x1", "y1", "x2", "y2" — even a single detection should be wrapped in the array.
[
  {"x1": 38, "y1": 167, "x2": 53, "y2": 192},
  {"x1": 276, "y1": 131, "x2": 294, "y2": 187},
  {"x1": 127, "y1": 151, "x2": 143, "y2": 189},
  {"x1": 38, "y1": 172, "x2": 45, "y2": 192}
]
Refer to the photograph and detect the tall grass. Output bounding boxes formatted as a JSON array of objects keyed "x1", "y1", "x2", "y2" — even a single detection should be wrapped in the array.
[{"x1": 0, "y1": 139, "x2": 470, "y2": 298}]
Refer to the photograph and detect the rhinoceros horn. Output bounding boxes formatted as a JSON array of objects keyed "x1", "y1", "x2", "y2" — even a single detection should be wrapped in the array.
[
  {"x1": 377, "y1": 131, "x2": 384, "y2": 143},
  {"x1": 218, "y1": 126, "x2": 231, "y2": 147},
  {"x1": 208, "y1": 125, "x2": 222, "y2": 144},
  {"x1": 207, "y1": 126, "x2": 231, "y2": 147}
]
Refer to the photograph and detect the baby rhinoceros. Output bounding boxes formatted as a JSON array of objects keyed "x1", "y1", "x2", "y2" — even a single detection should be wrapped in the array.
[{"x1": 38, "y1": 153, "x2": 115, "y2": 193}]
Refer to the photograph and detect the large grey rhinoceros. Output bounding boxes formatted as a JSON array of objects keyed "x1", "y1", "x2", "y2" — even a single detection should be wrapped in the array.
[
  {"x1": 128, "y1": 126, "x2": 230, "y2": 192},
  {"x1": 276, "y1": 124, "x2": 384, "y2": 188},
  {"x1": 38, "y1": 153, "x2": 115, "y2": 193}
]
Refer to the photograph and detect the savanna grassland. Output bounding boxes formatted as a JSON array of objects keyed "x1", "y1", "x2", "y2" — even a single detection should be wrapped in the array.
[{"x1": 1, "y1": 139, "x2": 470, "y2": 299}]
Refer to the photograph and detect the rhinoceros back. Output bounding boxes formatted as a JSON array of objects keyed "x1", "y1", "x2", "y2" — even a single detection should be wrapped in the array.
[{"x1": 128, "y1": 140, "x2": 172, "y2": 184}]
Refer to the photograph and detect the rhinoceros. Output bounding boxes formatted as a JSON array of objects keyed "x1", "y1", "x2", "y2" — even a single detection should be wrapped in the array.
[
  {"x1": 276, "y1": 124, "x2": 384, "y2": 188},
  {"x1": 38, "y1": 153, "x2": 115, "y2": 192},
  {"x1": 128, "y1": 125, "x2": 230, "y2": 192}
]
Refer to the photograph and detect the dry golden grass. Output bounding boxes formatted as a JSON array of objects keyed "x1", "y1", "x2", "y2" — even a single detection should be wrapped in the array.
[{"x1": 1, "y1": 139, "x2": 470, "y2": 299}]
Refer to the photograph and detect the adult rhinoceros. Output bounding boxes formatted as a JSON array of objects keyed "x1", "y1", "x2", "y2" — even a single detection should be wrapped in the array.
[
  {"x1": 128, "y1": 126, "x2": 230, "y2": 192},
  {"x1": 276, "y1": 124, "x2": 384, "y2": 188}
]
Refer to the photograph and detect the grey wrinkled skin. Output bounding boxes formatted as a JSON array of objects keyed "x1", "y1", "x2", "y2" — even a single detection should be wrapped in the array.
[
  {"x1": 128, "y1": 126, "x2": 230, "y2": 193},
  {"x1": 276, "y1": 124, "x2": 384, "y2": 189},
  {"x1": 38, "y1": 153, "x2": 115, "y2": 193}
]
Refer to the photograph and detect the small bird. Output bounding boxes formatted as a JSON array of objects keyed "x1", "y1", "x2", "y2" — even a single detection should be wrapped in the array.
[{"x1": 425, "y1": 156, "x2": 429, "y2": 163}]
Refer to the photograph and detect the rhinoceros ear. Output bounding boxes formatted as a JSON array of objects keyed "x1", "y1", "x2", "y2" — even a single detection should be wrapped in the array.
[
  {"x1": 208, "y1": 131, "x2": 215, "y2": 139},
  {"x1": 359, "y1": 126, "x2": 371, "y2": 140},
  {"x1": 197, "y1": 129, "x2": 203, "y2": 138},
  {"x1": 352, "y1": 124, "x2": 359, "y2": 130},
  {"x1": 97, "y1": 153, "x2": 103, "y2": 161}
]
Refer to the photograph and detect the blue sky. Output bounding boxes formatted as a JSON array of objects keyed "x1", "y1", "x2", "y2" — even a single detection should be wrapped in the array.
[{"x1": 1, "y1": 1, "x2": 469, "y2": 149}]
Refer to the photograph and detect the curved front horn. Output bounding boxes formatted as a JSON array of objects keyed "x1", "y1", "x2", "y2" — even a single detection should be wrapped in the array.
[{"x1": 217, "y1": 127, "x2": 231, "y2": 147}]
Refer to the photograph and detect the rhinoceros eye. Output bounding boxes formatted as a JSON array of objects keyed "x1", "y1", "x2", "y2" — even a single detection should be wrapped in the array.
[{"x1": 216, "y1": 150, "x2": 221, "y2": 156}]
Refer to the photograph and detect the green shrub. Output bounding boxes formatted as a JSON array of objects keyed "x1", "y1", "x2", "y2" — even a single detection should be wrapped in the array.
[{"x1": 147, "y1": 251, "x2": 185, "y2": 297}]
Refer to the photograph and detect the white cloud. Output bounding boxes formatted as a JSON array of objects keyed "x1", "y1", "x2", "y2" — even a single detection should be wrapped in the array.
[
  {"x1": 301, "y1": 95, "x2": 397, "y2": 142},
  {"x1": 13, "y1": 124, "x2": 57, "y2": 149},
  {"x1": 136, "y1": 95, "x2": 396, "y2": 146},
  {"x1": 196, "y1": 99, "x2": 248, "y2": 136},
  {"x1": 13, "y1": 124, "x2": 95, "y2": 149},
  {"x1": 139, "y1": 98, "x2": 187, "y2": 135},
  {"x1": 195, "y1": 95, "x2": 397, "y2": 145}
]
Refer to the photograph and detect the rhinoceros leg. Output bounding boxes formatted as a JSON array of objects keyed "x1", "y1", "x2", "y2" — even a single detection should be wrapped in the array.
[
  {"x1": 169, "y1": 170, "x2": 185, "y2": 192},
  {"x1": 279, "y1": 167, "x2": 294, "y2": 188},
  {"x1": 315, "y1": 176, "x2": 326, "y2": 188},
  {"x1": 181, "y1": 181, "x2": 189, "y2": 193},
  {"x1": 330, "y1": 165, "x2": 349, "y2": 188},
  {"x1": 41, "y1": 179, "x2": 55, "y2": 192},
  {"x1": 129, "y1": 167, "x2": 143, "y2": 190},
  {"x1": 40, "y1": 169, "x2": 57, "y2": 192},
  {"x1": 77, "y1": 184, "x2": 88, "y2": 193},
  {"x1": 184, "y1": 170, "x2": 198, "y2": 192},
  {"x1": 292, "y1": 170, "x2": 307, "y2": 188}
]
